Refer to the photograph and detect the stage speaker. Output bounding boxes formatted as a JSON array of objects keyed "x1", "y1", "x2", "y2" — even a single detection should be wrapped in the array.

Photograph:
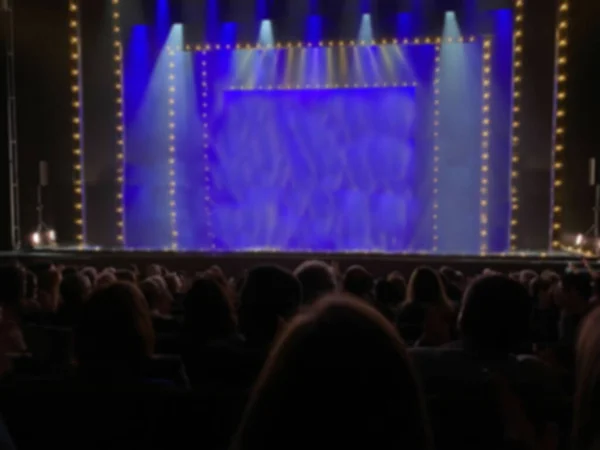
[
  {"x1": 39, "y1": 161, "x2": 48, "y2": 187},
  {"x1": 591, "y1": 157, "x2": 597, "y2": 187}
]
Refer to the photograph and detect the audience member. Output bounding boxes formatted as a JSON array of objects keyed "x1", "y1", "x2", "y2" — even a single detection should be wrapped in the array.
[
  {"x1": 74, "y1": 282, "x2": 155, "y2": 384},
  {"x1": 293, "y1": 260, "x2": 336, "y2": 305},
  {"x1": 232, "y1": 295, "x2": 432, "y2": 450},
  {"x1": 56, "y1": 272, "x2": 91, "y2": 328},
  {"x1": 342, "y1": 265, "x2": 374, "y2": 301},
  {"x1": 458, "y1": 275, "x2": 531, "y2": 356},
  {"x1": 115, "y1": 269, "x2": 137, "y2": 284},
  {"x1": 238, "y1": 265, "x2": 301, "y2": 349},
  {"x1": 396, "y1": 266, "x2": 454, "y2": 346},
  {"x1": 140, "y1": 277, "x2": 178, "y2": 334},
  {"x1": 573, "y1": 305, "x2": 600, "y2": 450}
]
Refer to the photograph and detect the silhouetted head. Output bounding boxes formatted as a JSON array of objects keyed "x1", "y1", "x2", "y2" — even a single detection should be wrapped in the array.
[
  {"x1": 459, "y1": 275, "x2": 531, "y2": 356},
  {"x1": 0, "y1": 265, "x2": 25, "y2": 309},
  {"x1": 387, "y1": 271, "x2": 407, "y2": 305},
  {"x1": 59, "y1": 272, "x2": 91, "y2": 326},
  {"x1": 573, "y1": 305, "x2": 600, "y2": 450},
  {"x1": 529, "y1": 276, "x2": 553, "y2": 309},
  {"x1": 232, "y1": 295, "x2": 432, "y2": 450},
  {"x1": 115, "y1": 269, "x2": 137, "y2": 284},
  {"x1": 239, "y1": 265, "x2": 302, "y2": 347},
  {"x1": 80, "y1": 267, "x2": 97, "y2": 287},
  {"x1": 75, "y1": 282, "x2": 154, "y2": 374},
  {"x1": 342, "y1": 265, "x2": 374, "y2": 300},
  {"x1": 37, "y1": 265, "x2": 62, "y2": 313},
  {"x1": 184, "y1": 276, "x2": 236, "y2": 345},
  {"x1": 140, "y1": 276, "x2": 173, "y2": 315},
  {"x1": 558, "y1": 271, "x2": 593, "y2": 310},
  {"x1": 96, "y1": 270, "x2": 117, "y2": 288},
  {"x1": 164, "y1": 272, "x2": 182, "y2": 296},
  {"x1": 406, "y1": 266, "x2": 450, "y2": 307},
  {"x1": 294, "y1": 260, "x2": 336, "y2": 304}
]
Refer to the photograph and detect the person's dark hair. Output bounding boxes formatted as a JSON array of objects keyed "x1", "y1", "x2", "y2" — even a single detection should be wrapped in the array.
[
  {"x1": 61, "y1": 266, "x2": 77, "y2": 278},
  {"x1": 232, "y1": 295, "x2": 432, "y2": 450},
  {"x1": 115, "y1": 269, "x2": 137, "y2": 284},
  {"x1": 184, "y1": 276, "x2": 236, "y2": 344},
  {"x1": 25, "y1": 270, "x2": 37, "y2": 300},
  {"x1": 206, "y1": 265, "x2": 228, "y2": 288},
  {"x1": 75, "y1": 282, "x2": 154, "y2": 370},
  {"x1": 562, "y1": 271, "x2": 593, "y2": 301},
  {"x1": 139, "y1": 277, "x2": 163, "y2": 311},
  {"x1": 375, "y1": 278, "x2": 398, "y2": 307},
  {"x1": 80, "y1": 267, "x2": 97, "y2": 287},
  {"x1": 59, "y1": 272, "x2": 91, "y2": 326},
  {"x1": 238, "y1": 265, "x2": 302, "y2": 346},
  {"x1": 342, "y1": 265, "x2": 374, "y2": 300},
  {"x1": 406, "y1": 266, "x2": 451, "y2": 307},
  {"x1": 294, "y1": 260, "x2": 336, "y2": 304},
  {"x1": 519, "y1": 269, "x2": 537, "y2": 286},
  {"x1": 529, "y1": 275, "x2": 552, "y2": 300},
  {"x1": 573, "y1": 305, "x2": 600, "y2": 450},
  {"x1": 459, "y1": 275, "x2": 531, "y2": 356},
  {"x1": 387, "y1": 271, "x2": 407, "y2": 304},
  {"x1": 164, "y1": 273, "x2": 182, "y2": 296},
  {"x1": 0, "y1": 265, "x2": 25, "y2": 307}
]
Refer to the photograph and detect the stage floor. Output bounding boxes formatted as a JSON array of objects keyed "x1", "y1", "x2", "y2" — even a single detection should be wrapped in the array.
[{"x1": 0, "y1": 247, "x2": 593, "y2": 277}]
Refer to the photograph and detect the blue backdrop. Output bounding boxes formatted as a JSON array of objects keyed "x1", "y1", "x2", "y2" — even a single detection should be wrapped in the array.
[{"x1": 122, "y1": 30, "x2": 512, "y2": 253}]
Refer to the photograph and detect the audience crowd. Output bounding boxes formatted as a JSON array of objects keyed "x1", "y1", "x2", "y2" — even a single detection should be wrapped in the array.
[{"x1": 0, "y1": 258, "x2": 599, "y2": 449}]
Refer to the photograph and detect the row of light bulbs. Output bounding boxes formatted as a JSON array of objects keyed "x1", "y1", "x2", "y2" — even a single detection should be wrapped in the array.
[
  {"x1": 431, "y1": 46, "x2": 441, "y2": 252},
  {"x1": 69, "y1": 0, "x2": 85, "y2": 247},
  {"x1": 227, "y1": 82, "x2": 419, "y2": 91},
  {"x1": 175, "y1": 35, "x2": 481, "y2": 53},
  {"x1": 552, "y1": 0, "x2": 569, "y2": 250},
  {"x1": 113, "y1": 0, "x2": 126, "y2": 245},
  {"x1": 200, "y1": 56, "x2": 216, "y2": 250},
  {"x1": 168, "y1": 50, "x2": 179, "y2": 250},
  {"x1": 480, "y1": 39, "x2": 493, "y2": 255},
  {"x1": 510, "y1": 0, "x2": 525, "y2": 251}
]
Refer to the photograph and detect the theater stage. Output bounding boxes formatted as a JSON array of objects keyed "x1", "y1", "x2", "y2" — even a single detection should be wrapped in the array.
[{"x1": 0, "y1": 248, "x2": 592, "y2": 277}]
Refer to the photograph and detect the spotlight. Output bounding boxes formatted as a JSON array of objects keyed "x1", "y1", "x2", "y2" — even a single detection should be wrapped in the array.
[
  {"x1": 575, "y1": 234, "x2": 584, "y2": 246},
  {"x1": 28, "y1": 227, "x2": 57, "y2": 249}
]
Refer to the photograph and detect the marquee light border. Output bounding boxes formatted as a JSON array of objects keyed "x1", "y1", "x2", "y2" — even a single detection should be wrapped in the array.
[
  {"x1": 226, "y1": 82, "x2": 419, "y2": 91},
  {"x1": 509, "y1": 0, "x2": 525, "y2": 251},
  {"x1": 68, "y1": 0, "x2": 86, "y2": 247},
  {"x1": 177, "y1": 35, "x2": 480, "y2": 53},
  {"x1": 432, "y1": 45, "x2": 441, "y2": 252},
  {"x1": 551, "y1": 0, "x2": 569, "y2": 250},
  {"x1": 480, "y1": 38, "x2": 493, "y2": 255},
  {"x1": 112, "y1": 0, "x2": 126, "y2": 246}
]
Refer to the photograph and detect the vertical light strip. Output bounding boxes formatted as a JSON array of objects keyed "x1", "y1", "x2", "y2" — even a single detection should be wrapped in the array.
[
  {"x1": 432, "y1": 45, "x2": 441, "y2": 252},
  {"x1": 551, "y1": 0, "x2": 569, "y2": 249},
  {"x1": 68, "y1": 0, "x2": 85, "y2": 247},
  {"x1": 168, "y1": 46, "x2": 178, "y2": 250},
  {"x1": 201, "y1": 50, "x2": 215, "y2": 250},
  {"x1": 510, "y1": 0, "x2": 525, "y2": 251},
  {"x1": 480, "y1": 38, "x2": 492, "y2": 254},
  {"x1": 112, "y1": 0, "x2": 126, "y2": 246}
]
